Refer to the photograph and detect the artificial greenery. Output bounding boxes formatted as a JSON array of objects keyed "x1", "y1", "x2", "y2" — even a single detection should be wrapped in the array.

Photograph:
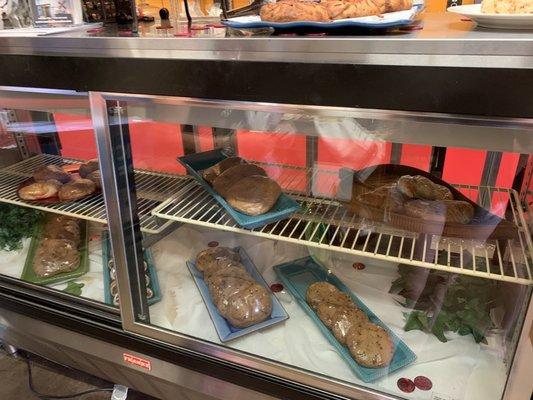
[
  {"x1": 390, "y1": 263, "x2": 500, "y2": 343},
  {"x1": 63, "y1": 281, "x2": 84, "y2": 296},
  {"x1": 0, "y1": 204, "x2": 43, "y2": 251}
]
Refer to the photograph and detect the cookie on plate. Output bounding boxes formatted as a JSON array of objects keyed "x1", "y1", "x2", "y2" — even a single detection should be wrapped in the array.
[{"x1": 346, "y1": 322, "x2": 394, "y2": 368}]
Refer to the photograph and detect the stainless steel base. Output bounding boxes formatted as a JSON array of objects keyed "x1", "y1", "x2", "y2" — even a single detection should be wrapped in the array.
[{"x1": 0, "y1": 308, "x2": 276, "y2": 400}]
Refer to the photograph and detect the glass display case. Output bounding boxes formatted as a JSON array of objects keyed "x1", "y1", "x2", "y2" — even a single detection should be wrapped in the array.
[{"x1": 0, "y1": 14, "x2": 532, "y2": 400}]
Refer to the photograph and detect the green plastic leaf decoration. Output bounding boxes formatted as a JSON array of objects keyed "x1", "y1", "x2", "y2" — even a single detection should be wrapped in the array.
[{"x1": 63, "y1": 282, "x2": 85, "y2": 296}]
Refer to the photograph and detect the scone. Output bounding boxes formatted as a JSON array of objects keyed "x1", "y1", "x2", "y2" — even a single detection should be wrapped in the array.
[{"x1": 346, "y1": 323, "x2": 394, "y2": 368}]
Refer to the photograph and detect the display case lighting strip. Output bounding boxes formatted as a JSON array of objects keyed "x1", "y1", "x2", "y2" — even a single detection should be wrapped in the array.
[
  {"x1": 153, "y1": 165, "x2": 533, "y2": 285},
  {"x1": 0, "y1": 154, "x2": 189, "y2": 234}
]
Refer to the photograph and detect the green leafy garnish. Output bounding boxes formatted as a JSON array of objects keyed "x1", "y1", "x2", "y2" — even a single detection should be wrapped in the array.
[
  {"x1": 390, "y1": 263, "x2": 500, "y2": 343},
  {"x1": 0, "y1": 205, "x2": 43, "y2": 251},
  {"x1": 63, "y1": 282, "x2": 84, "y2": 296}
]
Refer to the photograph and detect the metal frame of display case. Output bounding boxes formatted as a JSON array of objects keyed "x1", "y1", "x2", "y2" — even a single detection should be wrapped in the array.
[
  {"x1": 86, "y1": 89, "x2": 533, "y2": 400},
  {"x1": 0, "y1": 13, "x2": 532, "y2": 398}
]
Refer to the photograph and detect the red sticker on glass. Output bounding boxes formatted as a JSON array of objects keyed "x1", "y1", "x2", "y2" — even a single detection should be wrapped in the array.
[
  {"x1": 397, "y1": 378, "x2": 415, "y2": 393},
  {"x1": 208, "y1": 241, "x2": 219, "y2": 247},
  {"x1": 414, "y1": 376, "x2": 433, "y2": 391},
  {"x1": 123, "y1": 353, "x2": 151, "y2": 371}
]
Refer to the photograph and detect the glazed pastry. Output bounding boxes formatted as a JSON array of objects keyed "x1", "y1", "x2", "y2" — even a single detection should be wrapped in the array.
[
  {"x1": 260, "y1": 1, "x2": 330, "y2": 22},
  {"x1": 33, "y1": 165, "x2": 71, "y2": 184},
  {"x1": 212, "y1": 164, "x2": 267, "y2": 198},
  {"x1": 225, "y1": 175, "x2": 282, "y2": 216},
  {"x1": 18, "y1": 180, "x2": 62, "y2": 200},
  {"x1": 58, "y1": 179, "x2": 97, "y2": 201},
  {"x1": 397, "y1": 175, "x2": 453, "y2": 201},
  {"x1": 370, "y1": 0, "x2": 413, "y2": 13},
  {"x1": 203, "y1": 157, "x2": 247, "y2": 184},
  {"x1": 195, "y1": 247, "x2": 240, "y2": 273},
  {"x1": 78, "y1": 159, "x2": 99, "y2": 178},
  {"x1": 345, "y1": 323, "x2": 394, "y2": 368},
  {"x1": 404, "y1": 199, "x2": 474, "y2": 224}
]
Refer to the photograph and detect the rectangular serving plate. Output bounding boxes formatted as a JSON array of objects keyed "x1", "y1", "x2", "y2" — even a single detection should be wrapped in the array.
[
  {"x1": 274, "y1": 256, "x2": 416, "y2": 382},
  {"x1": 21, "y1": 219, "x2": 90, "y2": 286},
  {"x1": 186, "y1": 246, "x2": 289, "y2": 342},
  {"x1": 178, "y1": 149, "x2": 301, "y2": 230},
  {"x1": 101, "y1": 231, "x2": 161, "y2": 306},
  {"x1": 222, "y1": 3, "x2": 422, "y2": 30}
]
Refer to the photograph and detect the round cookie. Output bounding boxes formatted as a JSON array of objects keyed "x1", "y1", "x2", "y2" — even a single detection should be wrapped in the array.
[
  {"x1": 195, "y1": 247, "x2": 240, "y2": 273},
  {"x1": 346, "y1": 323, "x2": 394, "y2": 368},
  {"x1": 331, "y1": 307, "x2": 368, "y2": 345},
  {"x1": 306, "y1": 281, "x2": 352, "y2": 310}
]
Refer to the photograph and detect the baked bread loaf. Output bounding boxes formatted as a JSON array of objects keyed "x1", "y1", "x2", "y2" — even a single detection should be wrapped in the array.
[
  {"x1": 306, "y1": 281, "x2": 393, "y2": 367},
  {"x1": 323, "y1": 0, "x2": 381, "y2": 20},
  {"x1": 356, "y1": 183, "x2": 406, "y2": 213},
  {"x1": 404, "y1": 199, "x2": 474, "y2": 224},
  {"x1": 482, "y1": 0, "x2": 533, "y2": 13},
  {"x1": 260, "y1": 1, "x2": 330, "y2": 22},
  {"x1": 196, "y1": 247, "x2": 272, "y2": 328},
  {"x1": 397, "y1": 175, "x2": 453, "y2": 201},
  {"x1": 260, "y1": 0, "x2": 413, "y2": 22}
]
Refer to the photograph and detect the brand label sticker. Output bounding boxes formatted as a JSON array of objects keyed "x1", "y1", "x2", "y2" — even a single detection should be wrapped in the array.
[{"x1": 123, "y1": 353, "x2": 152, "y2": 371}]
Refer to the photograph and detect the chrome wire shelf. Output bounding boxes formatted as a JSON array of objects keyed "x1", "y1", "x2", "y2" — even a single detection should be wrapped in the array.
[
  {"x1": 0, "y1": 154, "x2": 190, "y2": 234},
  {"x1": 153, "y1": 165, "x2": 533, "y2": 285}
]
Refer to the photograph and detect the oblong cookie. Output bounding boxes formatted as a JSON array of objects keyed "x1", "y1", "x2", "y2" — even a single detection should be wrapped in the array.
[
  {"x1": 226, "y1": 175, "x2": 282, "y2": 216},
  {"x1": 212, "y1": 164, "x2": 267, "y2": 198}
]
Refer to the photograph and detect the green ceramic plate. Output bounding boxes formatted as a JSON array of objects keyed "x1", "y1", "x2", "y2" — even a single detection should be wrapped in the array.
[{"x1": 21, "y1": 218, "x2": 90, "y2": 286}]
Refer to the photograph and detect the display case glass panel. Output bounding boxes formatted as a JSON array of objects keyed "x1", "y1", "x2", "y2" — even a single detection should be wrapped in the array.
[
  {"x1": 0, "y1": 88, "x2": 117, "y2": 311},
  {"x1": 92, "y1": 92, "x2": 533, "y2": 400}
]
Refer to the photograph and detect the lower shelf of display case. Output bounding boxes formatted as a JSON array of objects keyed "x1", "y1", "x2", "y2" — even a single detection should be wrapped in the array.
[
  {"x1": 152, "y1": 168, "x2": 533, "y2": 286},
  {"x1": 0, "y1": 154, "x2": 190, "y2": 234}
]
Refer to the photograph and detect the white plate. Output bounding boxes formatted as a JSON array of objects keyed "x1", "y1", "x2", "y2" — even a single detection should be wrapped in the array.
[{"x1": 447, "y1": 4, "x2": 533, "y2": 30}]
